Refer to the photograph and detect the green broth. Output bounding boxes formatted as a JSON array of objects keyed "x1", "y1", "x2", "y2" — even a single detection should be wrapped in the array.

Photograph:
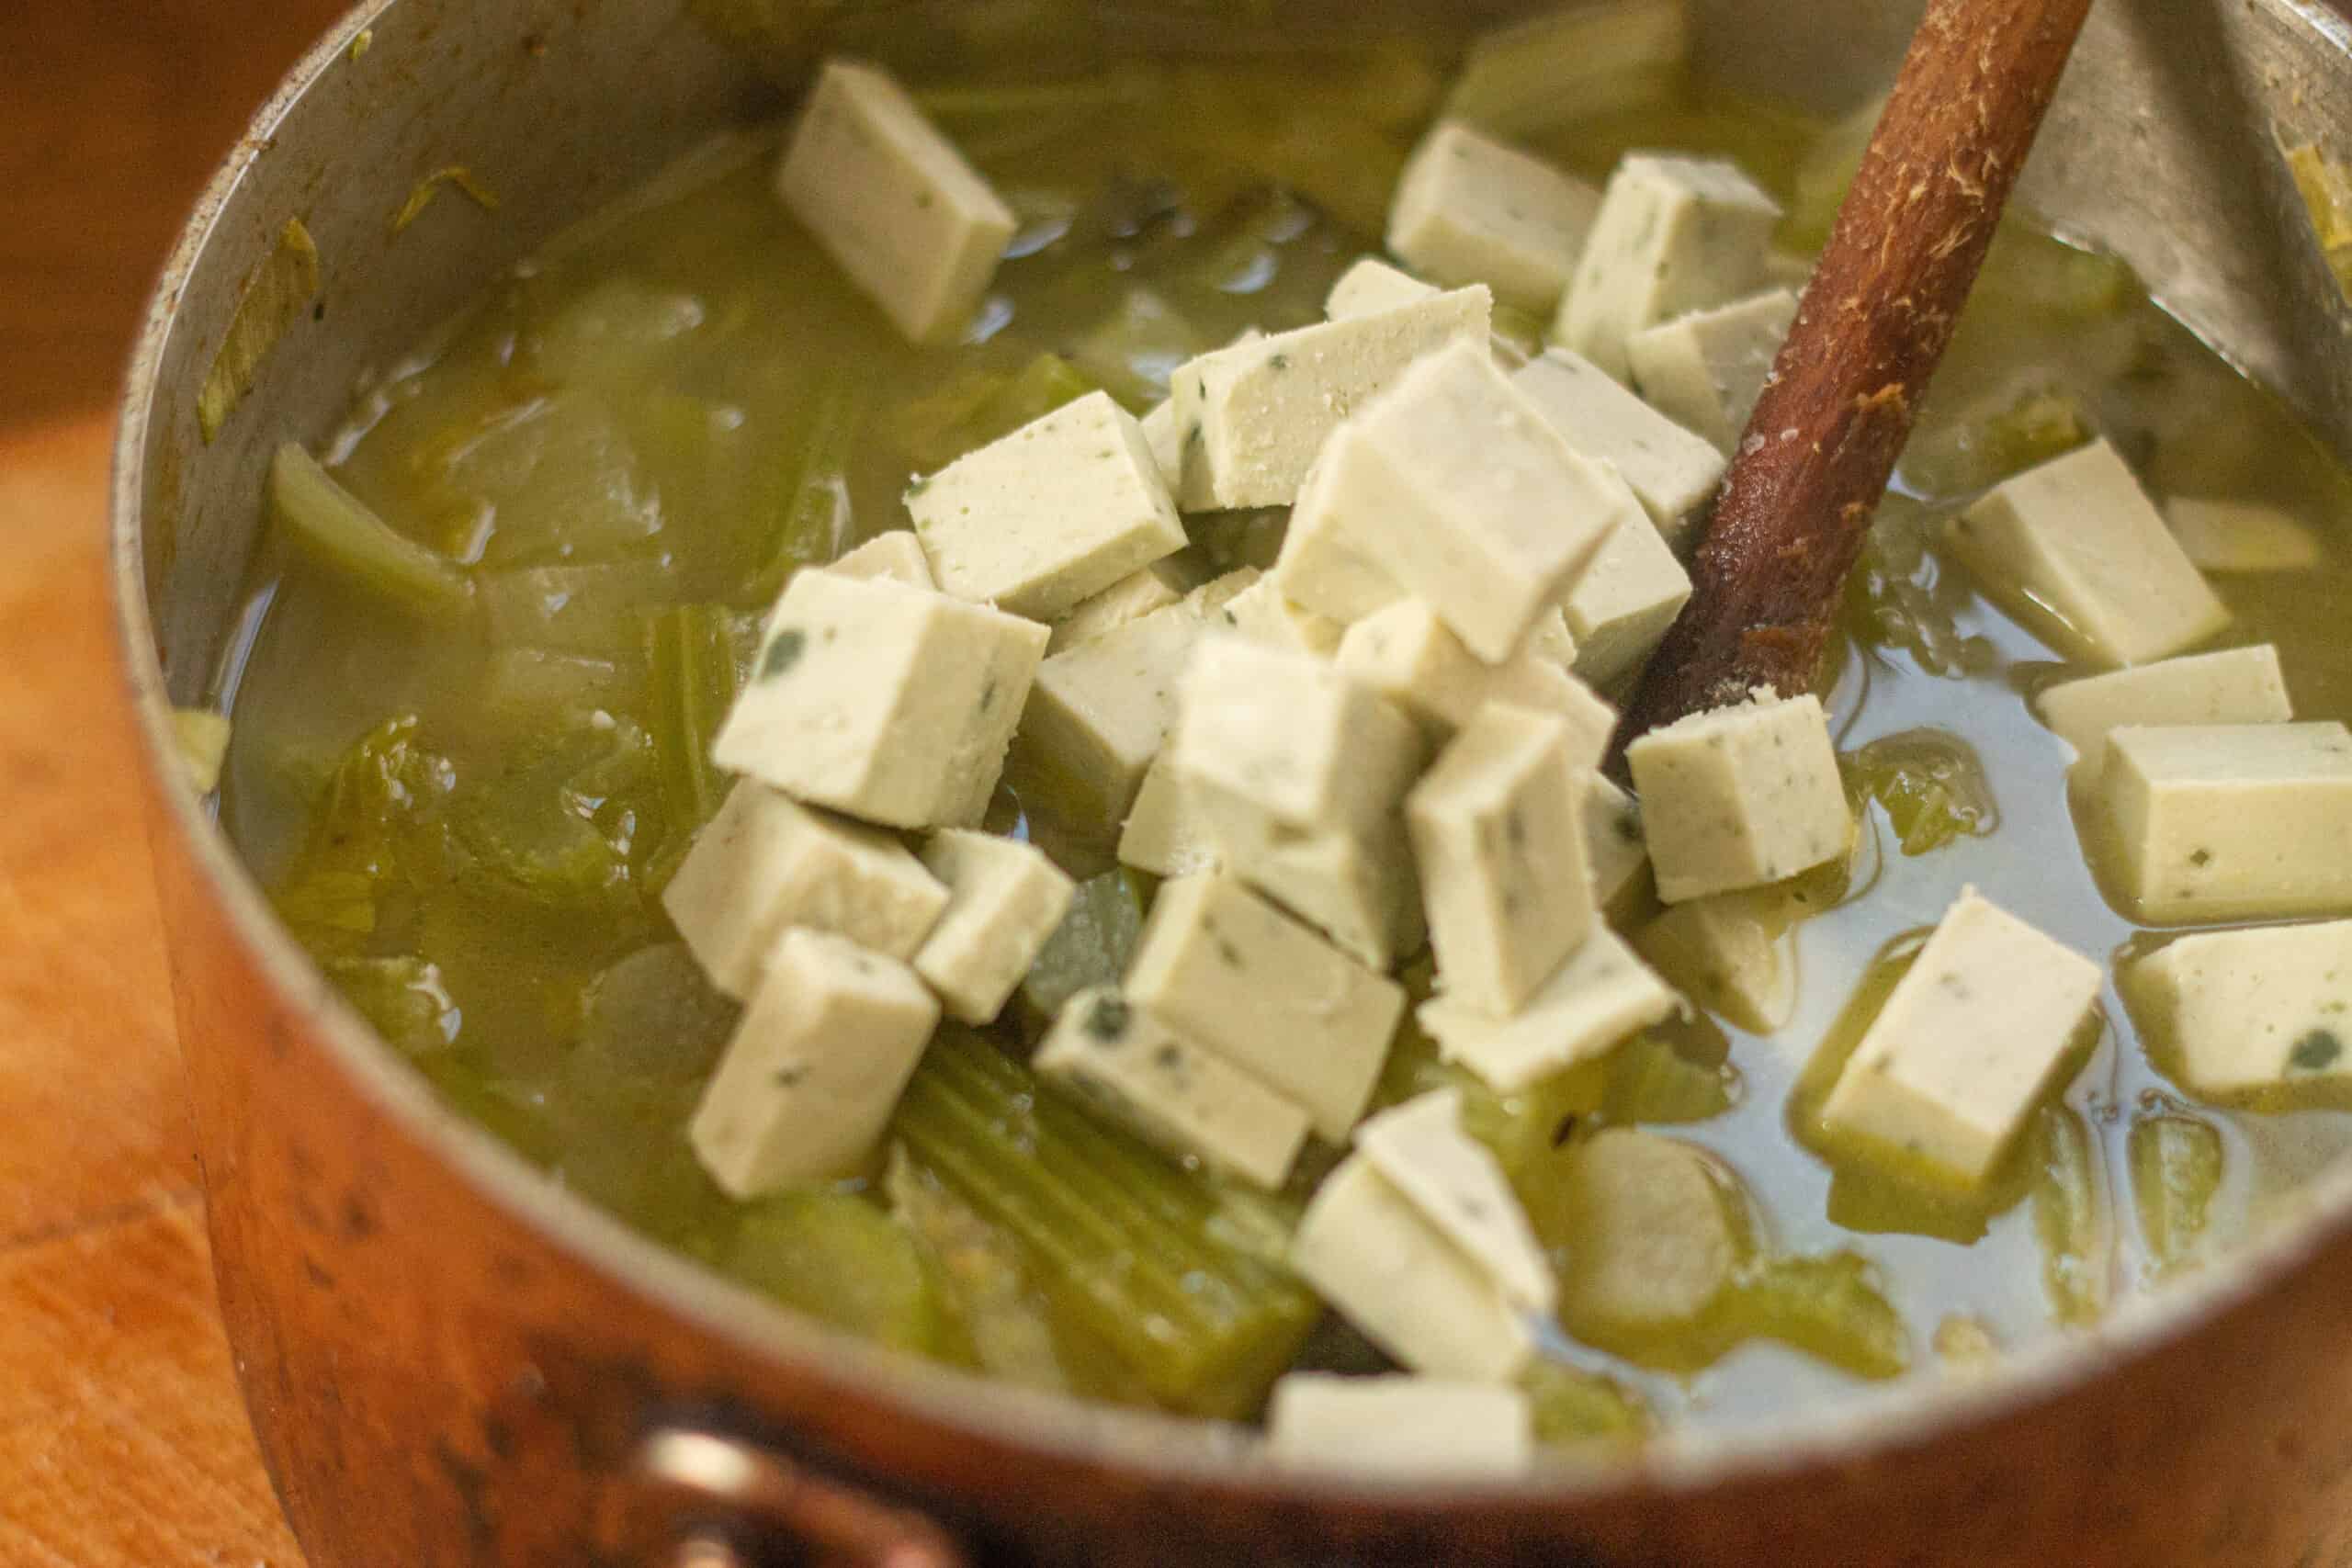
[{"x1": 219, "y1": 29, "x2": 2352, "y2": 1437}]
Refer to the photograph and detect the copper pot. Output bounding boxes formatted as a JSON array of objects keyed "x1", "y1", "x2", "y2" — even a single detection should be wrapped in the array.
[{"x1": 109, "y1": 1, "x2": 2352, "y2": 1562}]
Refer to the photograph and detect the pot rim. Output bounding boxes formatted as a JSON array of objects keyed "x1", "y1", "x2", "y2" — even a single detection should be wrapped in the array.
[{"x1": 107, "y1": 0, "x2": 2352, "y2": 1512}]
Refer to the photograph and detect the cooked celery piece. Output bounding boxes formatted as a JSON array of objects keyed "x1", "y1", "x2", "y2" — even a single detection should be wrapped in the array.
[
  {"x1": 888, "y1": 1148, "x2": 1086, "y2": 1393},
  {"x1": 322, "y1": 954, "x2": 462, "y2": 1057},
  {"x1": 2129, "y1": 1112, "x2": 2225, "y2": 1277},
  {"x1": 482, "y1": 561, "x2": 681, "y2": 654},
  {"x1": 1376, "y1": 1009, "x2": 1606, "y2": 1177},
  {"x1": 1018, "y1": 868, "x2": 1151, "y2": 1024},
  {"x1": 576, "y1": 942, "x2": 740, "y2": 1086},
  {"x1": 483, "y1": 649, "x2": 636, "y2": 724},
  {"x1": 523, "y1": 276, "x2": 707, "y2": 387},
  {"x1": 721, "y1": 1190, "x2": 949, "y2": 1354},
  {"x1": 172, "y1": 708, "x2": 233, "y2": 795},
  {"x1": 752, "y1": 379, "x2": 870, "y2": 601},
  {"x1": 1901, "y1": 388, "x2": 2087, "y2": 499},
  {"x1": 890, "y1": 355, "x2": 1095, "y2": 479},
  {"x1": 271, "y1": 715, "x2": 458, "y2": 952},
  {"x1": 1521, "y1": 1359, "x2": 1653, "y2": 1450},
  {"x1": 1972, "y1": 227, "x2": 2137, "y2": 321},
  {"x1": 548, "y1": 1065, "x2": 738, "y2": 1259},
  {"x1": 894, "y1": 1032, "x2": 1319, "y2": 1416},
  {"x1": 1724, "y1": 1252, "x2": 1910, "y2": 1381},
  {"x1": 1841, "y1": 498, "x2": 1998, "y2": 679},
  {"x1": 433, "y1": 393, "x2": 666, "y2": 567},
  {"x1": 269, "y1": 445, "x2": 473, "y2": 615},
  {"x1": 449, "y1": 720, "x2": 658, "y2": 907},
  {"x1": 1843, "y1": 729, "x2": 1998, "y2": 856},
  {"x1": 2030, "y1": 1106, "x2": 2112, "y2": 1327},
  {"x1": 1600, "y1": 1030, "x2": 1741, "y2": 1127},
  {"x1": 643, "y1": 604, "x2": 752, "y2": 835}
]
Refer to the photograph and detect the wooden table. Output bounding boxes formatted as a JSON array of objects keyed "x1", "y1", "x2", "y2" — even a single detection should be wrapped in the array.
[{"x1": 0, "y1": 0, "x2": 346, "y2": 1560}]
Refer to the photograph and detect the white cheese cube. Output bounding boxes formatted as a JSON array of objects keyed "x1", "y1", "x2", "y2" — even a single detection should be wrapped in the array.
[
  {"x1": 1294, "y1": 341, "x2": 1629, "y2": 660},
  {"x1": 1046, "y1": 564, "x2": 1183, "y2": 655},
  {"x1": 1325, "y1": 257, "x2": 1441, "y2": 320},
  {"x1": 1018, "y1": 598, "x2": 1215, "y2": 834},
  {"x1": 775, "y1": 59, "x2": 1015, "y2": 344},
  {"x1": 1338, "y1": 601, "x2": 1589, "y2": 743},
  {"x1": 1820, "y1": 890, "x2": 2100, "y2": 1186},
  {"x1": 1165, "y1": 286, "x2": 1493, "y2": 510},
  {"x1": 1169, "y1": 635, "x2": 1426, "y2": 840},
  {"x1": 1512, "y1": 347, "x2": 1725, "y2": 546},
  {"x1": 1117, "y1": 753, "x2": 1222, "y2": 879},
  {"x1": 1445, "y1": 0, "x2": 1690, "y2": 138},
  {"x1": 1419, "y1": 927, "x2": 1680, "y2": 1093},
  {"x1": 1388, "y1": 120, "x2": 1601, "y2": 315},
  {"x1": 1626, "y1": 288, "x2": 1799, "y2": 453},
  {"x1": 1213, "y1": 577, "x2": 1346, "y2": 660},
  {"x1": 1292, "y1": 1155, "x2": 1536, "y2": 1381},
  {"x1": 690, "y1": 929, "x2": 941, "y2": 1195},
  {"x1": 2098, "y1": 722, "x2": 2352, "y2": 923},
  {"x1": 663, "y1": 781, "x2": 950, "y2": 998},
  {"x1": 2165, "y1": 496, "x2": 2324, "y2": 574},
  {"x1": 1139, "y1": 399, "x2": 1182, "y2": 490},
  {"x1": 1556, "y1": 153, "x2": 1781, "y2": 381},
  {"x1": 914, "y1": 831, "x2": 1077, "y2": 1024},
  {"x1": 1631, "y1": 889, "x2": 1792, "y2": 1033},
  {"x1": 1562, "y1": 487, "x2": 1694, "y2": 690},
  {"x1": 2128, "y1": 920, "x2": 2352, "y2": 1097},
  {"x1": 1266, "y1": 1374, "x2": 1533, "y2": 1480},
  {"x1": 1268, "y1": 452, "x2": 1408, "y2": 626},
  {"x1": 908, "y1": 390, "x2": 1186, "y2": 620},
  {"x1": 1353, "y1": 1089, "x2": 1555, "y2": 1311},
  {"x1": 1627, "y1": 689, "x2": 1851, "y2": 903},
  {"x1": 1034, "y1": 987, "x2": 1310, "y2": 1190},
  {"x1": 2036, "y1": 646, "x2": 2293, "y2": 786},
  {"x1": 1943, "y1": 439, "x2": 2230, "y2": 668},
  {"x1": 822, "y1": 531, "x2": 936, "y2": 589},
  {"x1": 1191, "y1": 803, "x2": 1428, "y2": 973},
  {"x1": 1582, "y1": 772, "x2": 1653, "y2": 913},
  {"x1": 1124, "y1": 873, "x2": 1405, "y2": 1140},
  {"x1": 715, "y1": 572, "x2": 1046, "y2": 829},
  {"x1": 1408, "y1": 705, "x2": 1598, "y2": 1015}
]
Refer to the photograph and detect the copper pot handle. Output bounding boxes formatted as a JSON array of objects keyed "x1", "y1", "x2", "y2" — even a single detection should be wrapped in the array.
[{"x1": 614, "y1": 1426, "x2": 972, "y2": 1568}]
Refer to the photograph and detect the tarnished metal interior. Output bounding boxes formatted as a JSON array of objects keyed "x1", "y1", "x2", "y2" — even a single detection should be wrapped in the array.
[{"x1": 110, "y1": 0, "x2": 2352, "y2": 1509}]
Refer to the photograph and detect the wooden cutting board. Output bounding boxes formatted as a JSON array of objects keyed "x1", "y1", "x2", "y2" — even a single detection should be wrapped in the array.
[{"x1": 0, "y1": 417, "x2": 305, "y2": 1564}]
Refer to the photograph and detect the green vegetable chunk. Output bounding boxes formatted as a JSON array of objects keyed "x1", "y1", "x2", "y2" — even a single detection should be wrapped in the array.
[
  {"x1": 271, "y1": 714, "x2": 458, "y2": 950},
  {"x1": 1901, "y1": 388, "x2": 2088, "y2": 498},
  {"x1": 1019, "y1": 868, "x2": 1151, "y2": 1024},
  {"x1": 322, "y1": 954, "x2": 462, "y2": 1056},
  {"x1": 892, "y1": 1031, "x2": 1319, "y2": 1416},
  {"x1": 1600, "y1": 1030, "x2": 1741, "y2": 1127},
  {"x1": 2030, "y1": 1105, "x2": 2112, "y2": 1327},
  {"x1": 721, "y1": 1189, "x2": 949, "y2": 1354},
  {"x1": 2129, "y1": 1111, "x2": 2225, "y2": 1277},
  {"x1": 752, "y1": 378, "x2": 871, "y2": 601},
  {"x1": 449, "y1": 719, "x2": 661, "y2": 908},
  {"x1": 1843, "y1": 728, "x2": 1999, "y2": 857},
  {"x1": 644, "y1": 604, "x2": 754, "y2": 835},
  {"x1": 1376, "y1": 1008, "x2": 1605, "y2": 1177},
  {"x1": 1519, "y1": 1359, "x2": 1653, "y2": 1451},
  {"x1": 269, "y1": 444, "x2": 473, "y2": 615},
  {"x1": 1723, "y1": 1252, "x2": 1911, "y2": 1381}
]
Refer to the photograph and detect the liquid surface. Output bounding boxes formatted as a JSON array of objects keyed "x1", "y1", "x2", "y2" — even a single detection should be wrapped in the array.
[{"x1": 217, "y1": 21, "x2": 2352, "y2": 1441}]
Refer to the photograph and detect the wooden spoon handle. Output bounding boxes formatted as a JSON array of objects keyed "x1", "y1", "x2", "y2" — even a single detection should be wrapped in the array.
[{"x1": 1614, "y1": 0, "x2": 2096, "y2": 745}]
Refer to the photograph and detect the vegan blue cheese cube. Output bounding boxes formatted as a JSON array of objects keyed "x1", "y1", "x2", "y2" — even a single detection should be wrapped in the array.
[
  {"x1": 1045, "y1": 554, "x2": 1214, "y2": 654},
  {"x1": 1164, "y1": 285, "x2": 1493, "y2": 510},
  {"x1": 714, "y1": 571, "x2": 1047, "y2": 829},
  {"x1": 1582, "y1": 772, "x2": 1653, "y2": 914},
  {"x1": 1123, "y1": 872, "x2": 1405, "y2": 1141},
  {"x1": 1291, "y1": 340, "x2": 1627, "y2": 662},
  {"x1": 1408, "y1": 705, "x2": 1599, "y2": 1016},
  {"x1": 1513, "y1": 346, "x2": 1726, "y2": 545},
  {"x1": 1019, "y1": 595, "x2": 1224, "y2": 835},
  {"x1": 1325, "y1": 256, "x2": 1442, "y2": 320},
  {"x1": 2126, "y1": 919, "x2": 2352, "y2": 1097},
  {"x1": 1268, "y1": 445, "x2": 1409, "y2": 626},
  {"x1": 662, "y1": 780, "x2": 950, "y2": 998},
  {"x1": 1387, "y1": 120, "x2": 1601, "y2": 315},
  {"x1": 2035, "y1": 646, "x2": 2292, "y2": 786},
  {"x1": 1035, "y1": 987, "x2": 1312, "y2": 1190},
  {"x1": 914, "y1": 830, "x2": 1077, "y2": 1024},
  {"x1": 1214, "y1": 576, "x2": 1348, "y2": 660},
  {"x1": 1627, "y1": 689, "x2": 1851, "y2": 904},
  {"x1": 1353, "y1": 1089, "x2": 1556, "y2": 1312},
  {"x1": 1942, "y1": 438, "x2": 2230, "y2": 668},
  {"x1": 1338, "y1": 600, "x2": 1591, "y2": 744},
  {"x1": 1631, "y1": 887, "x2": 1797, "y2": 1035},
  {"x1": 1555, "y1": 152, "x2": 1781, "y2": 382},
  {"x1": 1626, "y1": 287, "x2": 1800, "y2": 453},
  {"x1": 908, "y1": 389, "x2": 1187, "y2": 620},
  {"x1": 820, "y1": 530, "x2": 936, "y2": 589},
  {"x1": 775, "y1": 59, "x2": 1017, "y2": 344},
  {"x1": 1820, "y1": 890, "x2": 2100, "y2": 1187},
  {"x1": 2097, "y1": 721, "x2": 2352, "y2": 923},
  {"x1": 1117, "y1": 753, "x2": 1222, "y2": 880},
  {"x1": 1190, "y1": 799, "x2": 1428, "y2": 974},
  {"x1": 689, "y1": 929, "x2": 942, "y2": 1196},
  {"x1": 1290, "y1": 1153, "x2": 1537, "y2": 1382},
  {"x1": 1266, "y1": 1374, "x2": 1532, "y2": 1479},
  {"x1": 1419, "y1": 927, "x2": 1680, "y2": 1093},
  {"x1": 1558, "y1": 479, "x2": 1695, "y2": 690}
]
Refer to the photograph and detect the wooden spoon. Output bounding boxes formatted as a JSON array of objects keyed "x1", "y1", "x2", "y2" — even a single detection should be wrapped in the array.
[{"x1": 1611, "y1": 0, "x2": 2097, "y2": 752}]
